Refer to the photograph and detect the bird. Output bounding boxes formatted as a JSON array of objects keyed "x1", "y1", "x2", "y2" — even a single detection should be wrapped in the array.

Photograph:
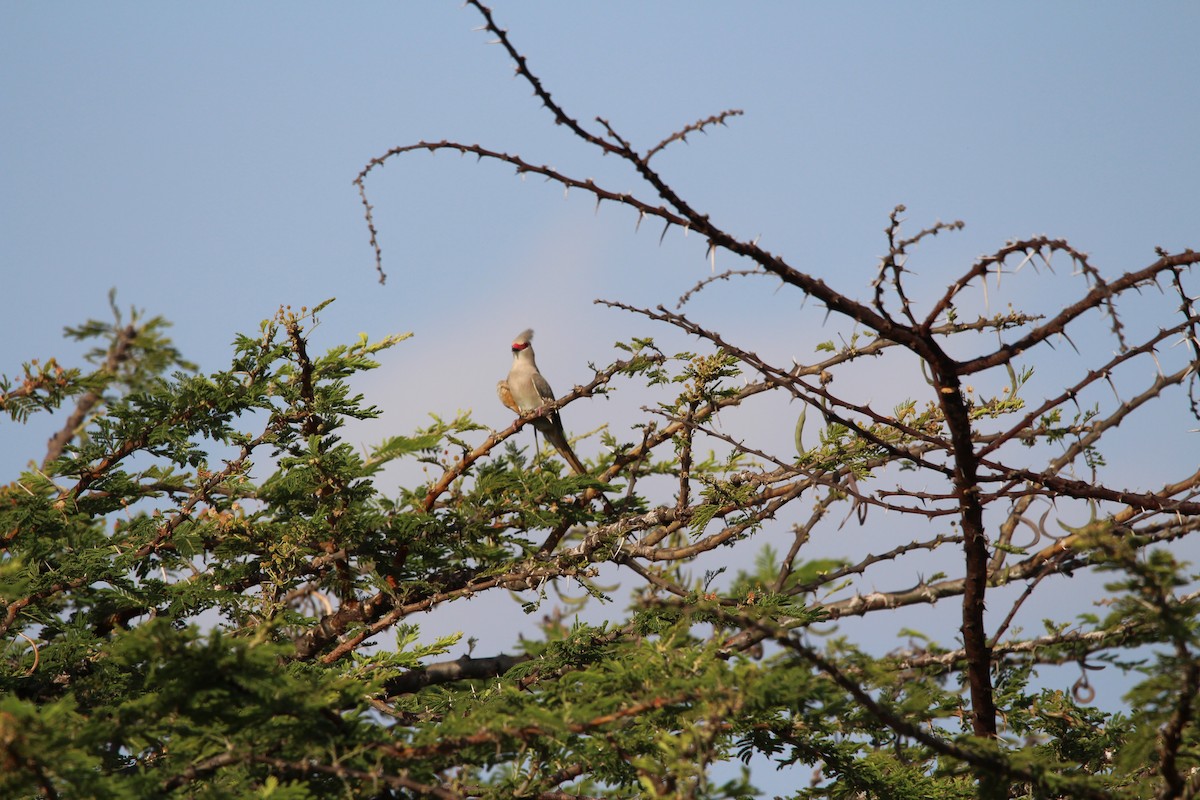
[{"x1": 497, "y1": 328, "x2": 588, "y2": 475}]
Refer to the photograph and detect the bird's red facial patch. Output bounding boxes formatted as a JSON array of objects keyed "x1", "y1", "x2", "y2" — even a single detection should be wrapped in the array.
[{"x1": 511, "y1": 342, "x2": 529, "y2": 351}]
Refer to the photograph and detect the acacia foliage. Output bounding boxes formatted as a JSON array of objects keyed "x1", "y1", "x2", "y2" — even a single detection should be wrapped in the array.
[
  {"x1": 5, "y1": 4, "x2": 1200, "y2": 800},
  {"x1": 0, "y1": 282, "x2": 1197, "y2": 800}
]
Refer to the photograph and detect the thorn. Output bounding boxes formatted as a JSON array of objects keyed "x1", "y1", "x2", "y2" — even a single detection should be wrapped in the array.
[
  {"x1": 1060, "y1": 330, "x2": 1079, "y2": 354},
  {"x1": 1149, "y1": 349, "x2": 1165, "y2": 378},
  {"x1": 1040, "y1": 249, "x2": 1055, "y2": 273}
]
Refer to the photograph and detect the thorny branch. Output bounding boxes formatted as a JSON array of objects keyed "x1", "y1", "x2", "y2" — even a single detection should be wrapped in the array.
[
  {"x1": 43, "y1": 322, "x2": 137, "y2": 468},
  {"x1": 353, "y1": 0, "x2": 1200, "y2": 752}
]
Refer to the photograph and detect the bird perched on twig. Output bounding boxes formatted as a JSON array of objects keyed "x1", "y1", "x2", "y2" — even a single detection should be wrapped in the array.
[{"x1": 496, "y1": 328, "x2": 588, "y2": 475}]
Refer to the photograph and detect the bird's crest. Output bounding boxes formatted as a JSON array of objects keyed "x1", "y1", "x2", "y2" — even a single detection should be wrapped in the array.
[{"x1": 511, "y1": 328, "x2": 534, "y2": 351}]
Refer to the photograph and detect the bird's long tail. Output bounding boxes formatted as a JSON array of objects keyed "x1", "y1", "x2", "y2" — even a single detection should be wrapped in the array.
[{"x1": 537, "y1": 425, "x2": 587, "y2": 475}]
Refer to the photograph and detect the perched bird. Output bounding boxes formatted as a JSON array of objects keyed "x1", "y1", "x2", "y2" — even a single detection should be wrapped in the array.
[{"x1": 497, "y1": 328, "x2": 588, "y2": 475}]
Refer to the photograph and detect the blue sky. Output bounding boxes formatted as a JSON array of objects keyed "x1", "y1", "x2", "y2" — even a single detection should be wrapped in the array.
[
  {"x1": 5, "y1": 0, "x2": 1200, "y2": 756},
  {"x1": 6, "y1": 3, "x2": 1197, "y2": 372}
]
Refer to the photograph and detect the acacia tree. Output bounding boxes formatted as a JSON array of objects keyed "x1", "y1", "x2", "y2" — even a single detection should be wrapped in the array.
[{"x1": 4, "y1": 3, "x2": 1200, "y2": 798}]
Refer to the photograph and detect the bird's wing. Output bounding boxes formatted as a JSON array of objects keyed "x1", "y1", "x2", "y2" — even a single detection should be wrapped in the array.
[
  {"x1": 496, "y1": 380, "x2": 521, "y2": 414},
  {"x1": 531, "y1": 372, "x2": 557, "y2": 405}
]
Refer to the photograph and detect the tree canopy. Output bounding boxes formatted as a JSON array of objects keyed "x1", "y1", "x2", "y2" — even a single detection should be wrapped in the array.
[{"x1": 4, "y1": 3, "x2": 1200, "y2": 799}]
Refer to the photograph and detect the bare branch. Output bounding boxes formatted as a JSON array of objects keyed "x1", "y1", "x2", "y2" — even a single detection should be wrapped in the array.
[{"x1": 645, "y1": 108, "x2": 745, "y2": 161}]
